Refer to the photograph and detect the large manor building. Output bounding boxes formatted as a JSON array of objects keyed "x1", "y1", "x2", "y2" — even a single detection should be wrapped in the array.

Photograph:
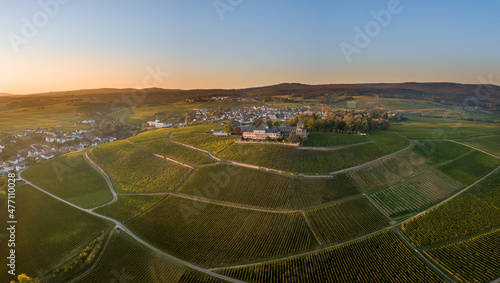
[{"x1": 239, "y1": 121, "x2": 307, "y2": 140}]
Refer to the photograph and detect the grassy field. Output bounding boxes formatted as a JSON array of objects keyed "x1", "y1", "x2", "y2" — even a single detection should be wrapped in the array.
[
  {"x1": 218, "y1": 142, "x2": 385, "y2": 174},
  {"x1": 459, "y1": 135, "x2": 500, "y2": 157},
  {"x1": 391, "y1": 116, "x2": 500, "y2": 139},
  {"x1": 369, "y1": 169, "x2": 463, "y2": 217},
  {"x1": 401, "y1": 169, "x2": 500, "y2": 246},
  {"x1": 219, "y1": 230, "x2": 442, "y2": 283},
  {"x1": 88, "y1": 140, "x2": 192, "y2": 193},
  {"x1": 139, "y1": 140, "x2": 216, "y2": 165},
  {"x1": 304, "y1": 196, "x2": 388, "y2": 244},
  {"x1": 424, "y1": 228, "x2": 500, "y2": 283},
  {"x1": 127, "y1": 128, "x2": 172, "y2": 143},
  {"x1": 0, "y1": 184, "x2": 111, "y2": 283},
  {"x1": 77, "y1": 232, "x2": 224, "y2": 283},
  {"x1": 349, "y1": 149, "x2": 429, "y2": 192},
  {"x1": 126, "y1": 195, "x2": 315, "y2": 267},
  {"x1": 437, "y1": 150, "x2": 500, "y2": 185},
  {"x1": 289, "y1": 174, "x2": 360, "y2": 209},
  {"x1": 0, "y1": 103, "x2": 89, "y2": 132},
  {"x1": 21, "y1": 151, "x2": 113, "y2": 208},
  {"x1": 302, "y1": 133, "x2": 369, "y2": 147},
  {"x1": 177, "y1": 164, "x2": 291, "y2": 209},
  {"x1": 94, "y1": 195, "x2": 166, "y2": 223}
]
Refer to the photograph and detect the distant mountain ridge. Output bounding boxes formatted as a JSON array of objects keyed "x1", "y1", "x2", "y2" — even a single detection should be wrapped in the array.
[
  {"x1": 2, "y1": 83, "x2": 499, "y2": 110},
  {"x1": 3, "y1": 82, "x2": 500, "y2": 97}
]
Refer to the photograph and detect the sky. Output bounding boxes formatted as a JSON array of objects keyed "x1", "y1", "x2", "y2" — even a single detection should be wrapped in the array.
[{"x1": 1, "y1": 0, "x2": 500, "y2": 94}]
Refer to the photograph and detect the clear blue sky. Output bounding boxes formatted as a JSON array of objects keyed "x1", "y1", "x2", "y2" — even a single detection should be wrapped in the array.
[{"x1": 1, "y1": 0, "x2": 499, "y2": 94}]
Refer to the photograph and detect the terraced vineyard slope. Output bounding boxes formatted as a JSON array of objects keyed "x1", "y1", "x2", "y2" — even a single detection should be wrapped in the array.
[
  {"x1": 401, "y1": 168, "x2": 500, "y2": 246},
  {"x1": 88, "y1": 140, "x2": 192, "y2": 193},
  {"x1": 218, "y1": 142, "x2": 385, "y2": 174},
  {"x1": 77, "y1": 232, "x2": 224, "y2": 283},
  {"x1": 349, "y1": 149, "x2": 429, "y2": 192},
  {"x1": 126, "y1": 195, "x2": 315, "y2": 267},
  {"x1": 219, "y1": 231, "x2": 442, "y2": 283},
  {"x1": 424, "y1": 228, "x2": 500, "y2": 283},
  {"x1": 21, "y1": 151, "x2": 113, "y2": 208},
  {"x1": 303, "y1": 196, "x2": 388, "y2": 244},
  {"x1": 138, "y1": 140, "x2": 215, "y2": 165},
  {"x1": 302, "y1": 133, "x2": 369, "y2": 147},
  {"x1": 370, "y1": 168, "x2": 463, "y2": 217},
  {"x1": 0, "y1": 184, "x2": 111, "y2": 283}
]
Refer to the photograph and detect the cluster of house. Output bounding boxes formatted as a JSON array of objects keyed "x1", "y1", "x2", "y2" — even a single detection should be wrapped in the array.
[
  {"x1": 0, "y1": 127, "x2": 118, "y2": 175},
  {"x1": 214, "y1": 121, "x2": 308, "y2": 140},
  {"x1": 148, "y1": 105, "x2": 320, "y2": 129},
  {"x1": 211, "y1": 105, "x2": 317, "y2": 123}
]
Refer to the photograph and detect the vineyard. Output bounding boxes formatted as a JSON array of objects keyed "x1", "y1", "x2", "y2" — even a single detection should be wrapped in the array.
[
  {"x1": 170, "y1": 124, "x2": 236, "y2": 154},
  {"x1": 126, "y1": 195, "x2": 315, "y2": 266},
  {"x1": 348, "y1": 149, "x2": 429, "y2": 192},
  {"x1": 177, "y1": 164, "x2": 291, "y2": 209},
  {"x1": 424, "y1": 228, "x2": 500, "y2": 283},
  {"x1": 178, "y1": 165, "x2": 360, "y2": 209},
  {"x1": 302, "y1": 132, "x2": 369, "y2": 147},
  {"x1": 412, "y1": 140, "x2": 472, "y2": 164},
  {"x1": 21, "y1": 150, "x2": 113, "y2": 208},
  {"x1": 289, "y1": 174, "x2": 359, "y2": 209},
  {"x1": 139, "y1": 140, "x2": 215, "y2": 165},
  {"x1": 437, "y1": 150, "x2": 500, "y2": 185},
  {"x1": 94, "y1": 194, "x2": 166, "y2": 223},
  {"x1": 401, "y1": 169, "x2": 500, "y2": 246},
  {"x1": 369, "y1": 169, "x2": 463, "y2": 217},
  {"x1": 460, "y1": 135, "x2": 500, "y2": 157},
  {"x1": 88, "y1": 140, "x2": 192, "y2": 193},
  {"x1": 0, "y1": 184, "x2": 111, "y2": 283},
  {"x1": 303, "y1": 196, "x2": 388, "y2": 244},
  {"x1": 77, "y1": 232, "x2": 223, "y2": 283},
  {"x1": 369, "y1": 130, "x2": 410, "y2": 153},
  {"x1": 217, "y1": 142, "x2": 385, "y2": 174},
  {"x1": 218, "y1": 230, "x2": 442, "y2": 283},
  {"x1": 390, "y1": 116, "x2": 500, "y2": 139},
  {"x1": 127, "y1": 128, "x2": 172, "y2": 143}
]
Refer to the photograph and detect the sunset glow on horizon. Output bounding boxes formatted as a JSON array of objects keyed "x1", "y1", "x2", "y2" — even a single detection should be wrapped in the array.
[{"x1": 1, "y1": 0, "x2": 500, "y2": 94}]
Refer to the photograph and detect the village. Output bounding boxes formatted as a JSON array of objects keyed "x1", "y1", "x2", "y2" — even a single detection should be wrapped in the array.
[{"x1": 0, "y1": 123, "x2": 118, "y2": 175}]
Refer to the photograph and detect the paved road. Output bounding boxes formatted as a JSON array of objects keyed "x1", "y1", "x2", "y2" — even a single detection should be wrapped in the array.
[{"x1": 18, "y1": 176, "x2": 243, "y2": 283}]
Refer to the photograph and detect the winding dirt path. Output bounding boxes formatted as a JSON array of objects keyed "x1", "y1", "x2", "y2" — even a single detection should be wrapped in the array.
[
  {"x1": 446, "y1": 139, "x2": 500, "y2": 159},
  {"x1": 83, "y1": 150, "x2": 118, "y2": 211}
]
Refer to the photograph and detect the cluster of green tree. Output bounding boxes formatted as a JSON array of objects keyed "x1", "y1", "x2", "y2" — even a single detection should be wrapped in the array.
[
  {"x1": 285, "y1": 111, "x2": 407, "y2": 133},
  {"x1": 50, "y1": 231, "x2": 106, "y2": 281}
]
